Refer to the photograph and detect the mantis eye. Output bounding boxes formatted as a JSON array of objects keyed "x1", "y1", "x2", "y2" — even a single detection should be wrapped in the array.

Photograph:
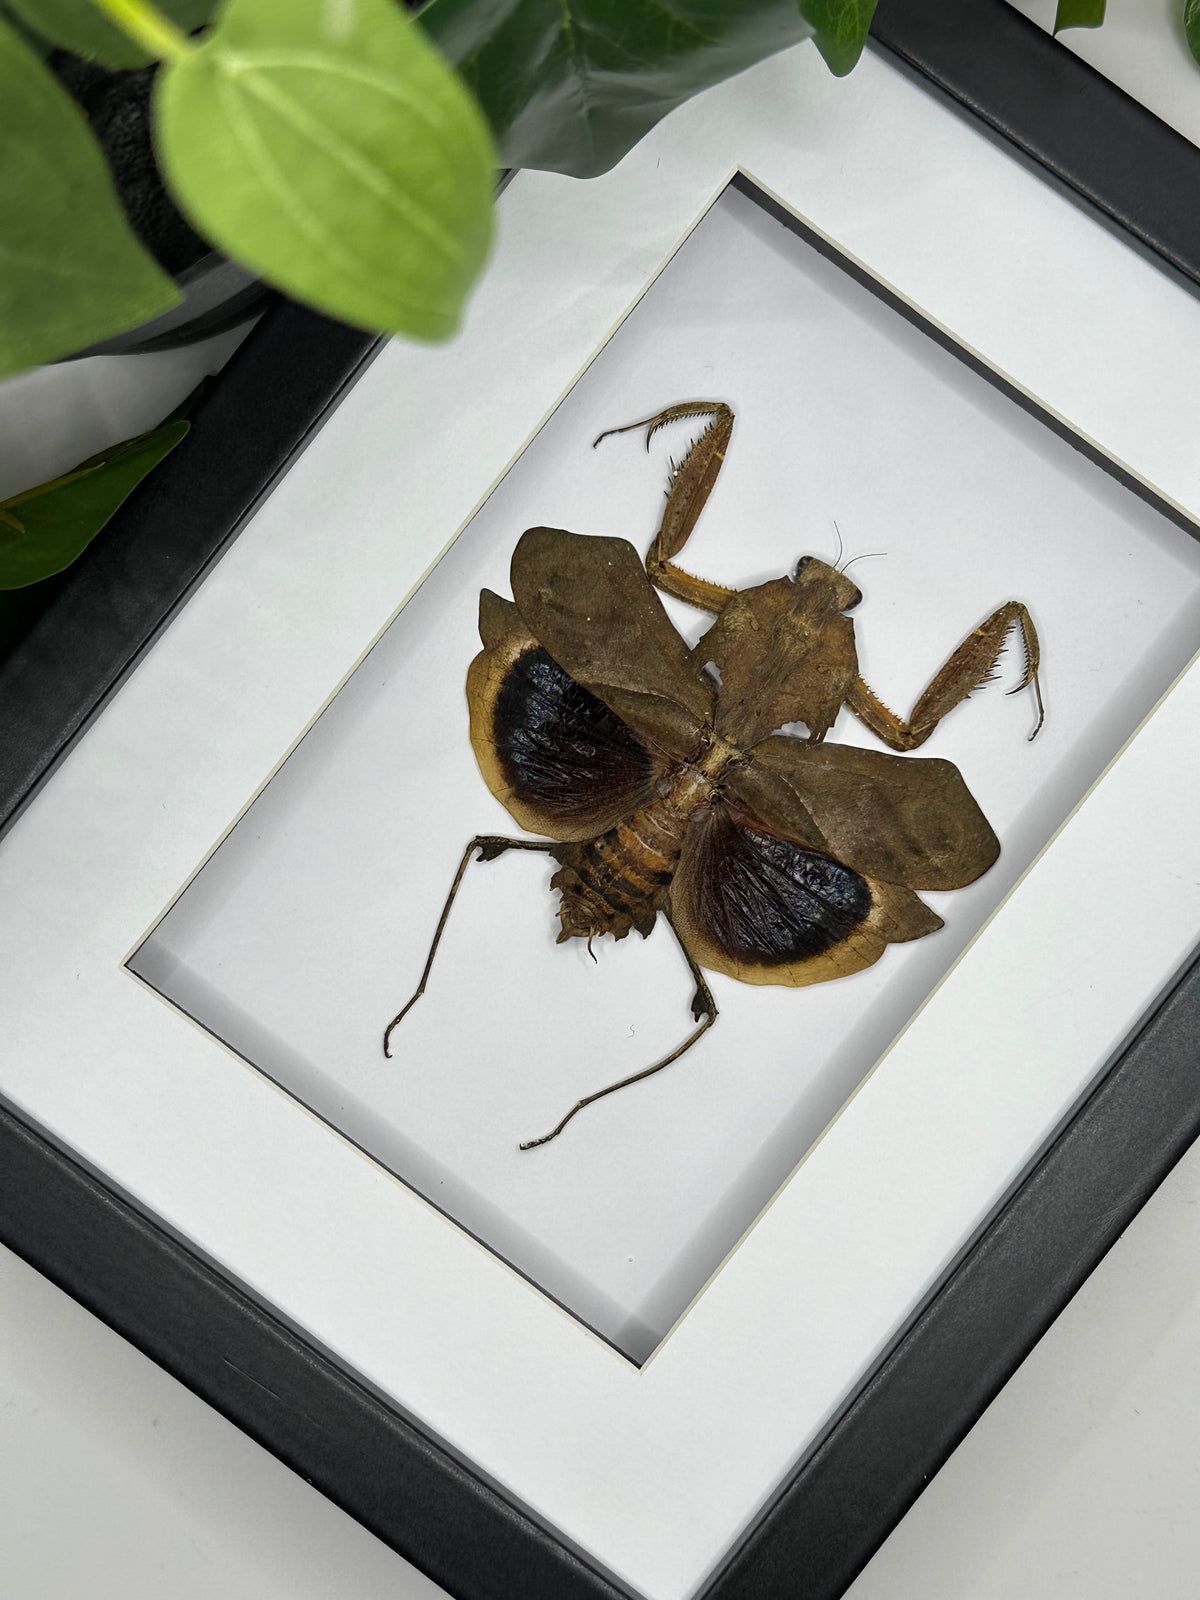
[{"x1": 793, "y1": 554, "x2": 861, "y2": 611}]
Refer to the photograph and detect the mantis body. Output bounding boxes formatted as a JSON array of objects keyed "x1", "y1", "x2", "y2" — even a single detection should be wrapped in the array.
[{"x1": 385, "y1": 402, "x2": 1043, "y2": 1147}]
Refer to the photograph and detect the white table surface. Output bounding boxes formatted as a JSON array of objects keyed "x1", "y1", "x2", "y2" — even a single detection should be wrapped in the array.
[{"x1": 6, "y1": 3, "x2": 1200, "y2": 1580}]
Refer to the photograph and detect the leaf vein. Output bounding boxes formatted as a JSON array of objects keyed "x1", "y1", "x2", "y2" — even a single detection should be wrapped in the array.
[
  {"x1": 0, "y1": 235, "x2": 144, "y2": 290},
  {"x1": 213, "y1": 71, "x2": 459, "y2": 315},
  {"x1": 221, "y1": 58, "x2": 469, "y2": 264}
]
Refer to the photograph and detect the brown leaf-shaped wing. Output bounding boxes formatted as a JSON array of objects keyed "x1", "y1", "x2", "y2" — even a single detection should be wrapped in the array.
[
  {"x1": 468, "y1": 590, "x2": 664, "y2": 841},
  {"x1": 510, "y1": 528, "x2": 714, "y2": 758},
  {"x1": 732, "y1": 737, "x2": 1000, "y2": 890},
  {"x1": 670, "y1": 804, "x2": 942, "y2": 988}
]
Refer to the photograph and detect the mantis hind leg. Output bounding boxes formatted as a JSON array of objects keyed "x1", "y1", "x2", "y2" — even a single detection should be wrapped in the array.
[
  {"x1": 518, "y1": 911, "x2": 718, "y2": 1150},
  {"x1": 594, "y1": 401, "x2": 737, "y2": 615},
  {"x1": 383, "y1": 835, "x2": 556, "y2": 1057}
]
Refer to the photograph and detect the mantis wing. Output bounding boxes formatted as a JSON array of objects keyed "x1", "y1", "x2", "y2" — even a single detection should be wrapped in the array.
[
  {"x1": 468, "y1": 589, "x2": 665, "y2": 842},
  {"x1": 728, "y1": 737, "x2": 1000, "y2": 891},
  {"x1": 669, "y1": 803, "x2": 942, "y2": 988},
  {"x1": 509, "y1": 527, "x2": 715, "y2": 758}
]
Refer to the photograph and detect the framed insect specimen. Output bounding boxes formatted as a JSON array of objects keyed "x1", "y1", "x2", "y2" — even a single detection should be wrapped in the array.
[
  {"x1": 6, "y1": 8, "x2": 1200, "y2": 1600},
  {"x1": 117, "y1": 137, "x2": 1200, "y2": 1394},
  {"x1": 385, "y1": 401, "x2": 1041, "y2": 1148}
]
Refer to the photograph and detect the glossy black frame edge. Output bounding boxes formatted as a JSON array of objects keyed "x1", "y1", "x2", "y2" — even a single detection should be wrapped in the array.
[
  {"x1": 0, "y1": 299, "x2": 384, "y2": 838},
  {"x1": 4, "y1": 8, "x2": 1200, "y2": 1600},
  {"x1": 710, "y1": 946, "x2": 1200, "y2": 1600},
  {"x1": 871, "y1": 0, "x2": 1200, "y2": 292},
  {"x1": 0, "y1": 1098, "x2": 630, "y2": 1600}
]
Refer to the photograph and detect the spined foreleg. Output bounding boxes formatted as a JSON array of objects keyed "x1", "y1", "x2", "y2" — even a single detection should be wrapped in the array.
[
  {"x1": 594, "y1": 401, "x2": 737, "y2": 615},
  {"x1": 847, "y1": 600, "x2": 1044, "y2": 750}
]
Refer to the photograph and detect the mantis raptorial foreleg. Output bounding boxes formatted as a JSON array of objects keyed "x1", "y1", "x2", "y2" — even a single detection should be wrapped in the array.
[
  {"x1": 595, "y1": 401, "x2": 1045, "y2": 744},
  {"x1": 848, "y1": 601, "x2": 1044, "y2": 748},
  {"x1": 594, "y1": 402, "x2": 736, "y2": 615}
]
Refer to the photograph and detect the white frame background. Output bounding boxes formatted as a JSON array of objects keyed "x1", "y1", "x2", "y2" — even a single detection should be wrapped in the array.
[{"x1": 5, "y1": 34, "x2": 1200, "y2": 1600}]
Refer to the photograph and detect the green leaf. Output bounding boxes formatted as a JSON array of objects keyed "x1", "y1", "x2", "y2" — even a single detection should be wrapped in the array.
[
  {"x1": 1053, "y1": 0, "x2": 1106, "y2": 31},
  {"x1": 419, "y1": 0, "x2": 816, "y2": 179},
  {"x1": 2, "y1": 0, "x2": 214, "y2": 69},
  {"x1": 0, "y1": 418, "x2": 189, "y2": 589},
  {"x1": 156, "y1": 0, "x2": 495, "y2": 341},
  {"x1": 0, "y1": 16, "x2": 180, "y2": 376},
  {"x1": 0, "y1": 1, "x2": 55, "y2": 57},
  {"x1": 798, "y1": 0, "x2": 876, "y2": 76},
  {"x1": 1185, "y1": 0, "x2": 1200, "y2": 65}
]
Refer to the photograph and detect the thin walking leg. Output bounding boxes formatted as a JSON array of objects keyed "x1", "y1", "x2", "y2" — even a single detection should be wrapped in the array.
[
  {"x1": 383, "y1": 835, "x2": 555, "y2": 1057},
  {"x1": 519, "y1": 913, "x2": 718, "y2": 1150}
]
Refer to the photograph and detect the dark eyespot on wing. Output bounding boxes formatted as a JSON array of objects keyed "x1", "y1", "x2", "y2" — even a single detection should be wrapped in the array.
[
  {"x1": 469, "y1": 594, "x2": 664, "y2": 842},
  {"x1": 495, "y1": 646, "x2": 655, "y2": 823},
  {"x1": 684, "y1": 808, "x2": 872, "y2": 966}
]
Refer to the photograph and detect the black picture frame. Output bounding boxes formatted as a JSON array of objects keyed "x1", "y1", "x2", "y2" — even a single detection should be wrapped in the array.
[{"x1": 4, "y1": 4, "x2": 1200, "y2": 1597}]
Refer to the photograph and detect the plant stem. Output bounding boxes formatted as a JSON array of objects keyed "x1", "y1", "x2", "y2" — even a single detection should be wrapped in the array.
[{"x1": 88, "y1": 0, "x2": 193, "y2": 61}]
